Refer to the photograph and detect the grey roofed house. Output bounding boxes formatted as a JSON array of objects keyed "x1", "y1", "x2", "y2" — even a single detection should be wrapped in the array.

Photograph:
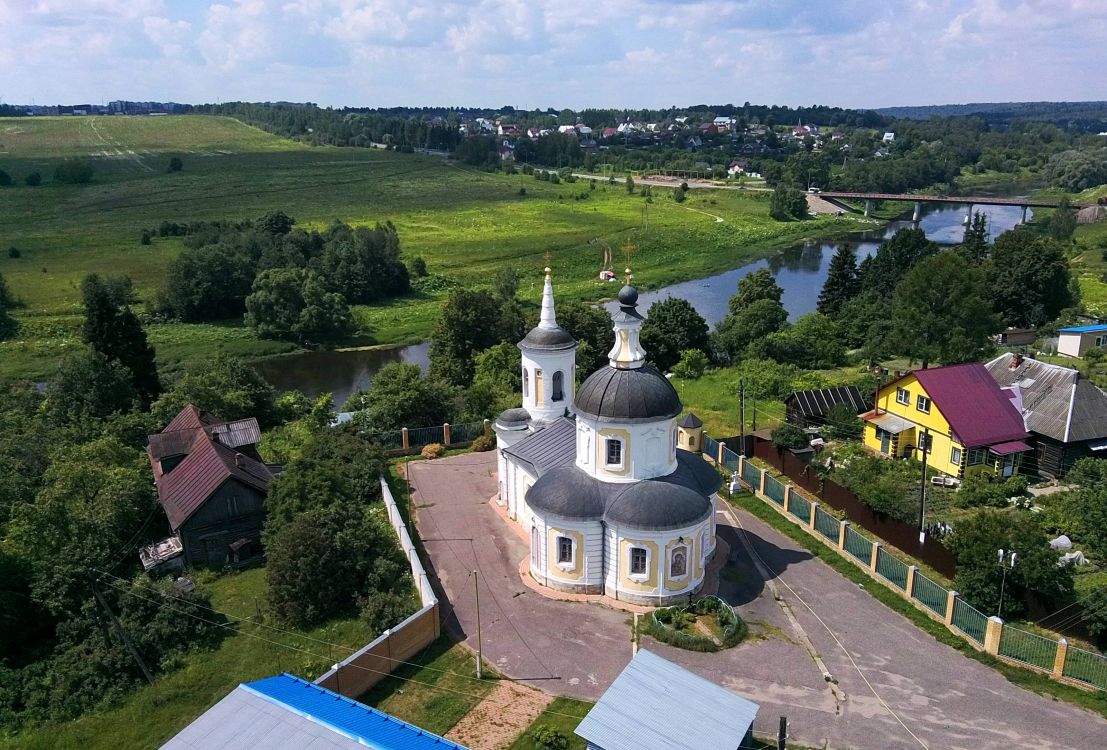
[
  {"x1": 985, "y1": 353, "x2": 1107, "y2": 477},
  {"x1": 785, "y1": 385, "x2": 871, "y2": 429},
  {"x1": 574, "y1": 648, "x2": 759, "y2": 750}
]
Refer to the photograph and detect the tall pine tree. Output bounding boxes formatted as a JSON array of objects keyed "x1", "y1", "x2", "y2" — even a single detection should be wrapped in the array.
[
  {"x1": 961, "y1": 211, "x2": 989, "y2": 262},
  {"x1": 80, "y1": 274, "x2": 161, "y2": 405},
  {"x1": 817, "y1": 245, "x2": 860, "y2": 317}
]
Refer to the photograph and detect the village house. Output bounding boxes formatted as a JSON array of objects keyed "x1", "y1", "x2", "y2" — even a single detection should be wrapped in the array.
[
  {"x1": 1057, "y1": 323, "x2": 1107, "y2": 358},
  {"x1": 142, "y1": 405, "x2": 275, "y2": 570},
  {"x1": 861, "y1": 363, "x2": 1031, "y2": 479},
  {"x1": 785, "y1": 386, "x2": 870, "y2": 429},
  {"x1": 995, "y1": 327, "x2": 1038, "y2": 347},
  {"x1": 986, "y1": 354, "x2": 1107, "y2": 478}
]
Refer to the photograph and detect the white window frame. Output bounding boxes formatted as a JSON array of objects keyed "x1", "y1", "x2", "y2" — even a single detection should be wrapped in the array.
[
  {"x1": 951, "y1": 446, "x2": 963, "y2": 466},
  {"x1": 628, "y1": 546, "x2": 649, "y2": 579},
  {"x1": 967, "y1": 447, "x2": 986, "y2": 466},
  {"x1": 916, "y1": 395, "x2": 931, "y2": 414},
  {"x1": 1097, "y1": 335, "x2": 1107, "y2": 348},
  {"x1": 523, "y1": 368, "x2": 530, "y2": 398},
  {"x1": 918, "y1": 432, "x2": 932, "y2": 453},
  {"x1": 670, "y1": 546, "x2": 689, "y2": 578},
  {"x1": 555, "y1": 534, "x2": 575, "y2": 570},
  {"x1": 896, "y1": 387, "x2": 910, "y2": 406},
  {"x1": 604, "y1": 437, "x2": 625, "y2": 470}
]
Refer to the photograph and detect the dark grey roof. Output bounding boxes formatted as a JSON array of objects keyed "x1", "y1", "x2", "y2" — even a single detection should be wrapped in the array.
[
  {"x1": 677, "y1": 412, "x2": 703, "y2": 429},
  {"x1": 526, "y1": 449, "x2": 719, "y2": 531},
  {"x1": 502, "y1": 417, "x2": 576, "y2": 476},
  {"x1": 985, "y1": 354, "x2": 1107, "y2": 443},
  {"x1": 495, "y1": 407, "x2": 532, "y2": 428},
  {"x1": 785, "y1": 386, "x2": 870, "y2": 418},
  {"x1": 575, "y1": 365, "x2": 682, "y2": 423},
  {"x1": 518, "y1": 325, "x2": 576, "y2": 351}
]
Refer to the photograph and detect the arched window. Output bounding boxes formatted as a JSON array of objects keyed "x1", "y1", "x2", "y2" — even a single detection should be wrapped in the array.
[
  {"x1": 523, "y1": 368, "x2": 530, "y2": 398},
  {"x1": 531, "y1": 527, "x2": 540, "y2": 567},
  {"x1": 552, "y1": 371, "x2": 564, "y2": 402},
  {"x1": 670, "y1": 547, "x2": 688, "y2": 578}
]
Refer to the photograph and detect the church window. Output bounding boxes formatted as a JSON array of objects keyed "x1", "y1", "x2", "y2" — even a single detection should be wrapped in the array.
[
  {"x1": 530, "y1": 527, "x2": 540, "y2": 567},
  {"x1": 557, "y1": 535, "x2": 574, "y2": 565},
  {"x1": 523, "y1": 368, "x2": 530, "y2": 398},
  {"x1": 605, "y1": 438, "x2": 623, "y2": 468},
  {"x1": 670, "y1": 547, "x2": 688, "y2": 578},
  {"x1": 552, "y1": 371, "x2": 564, "y2": 402},
  {"x1": 629, "y1": 547, "x2": 647, "y2": 576}
]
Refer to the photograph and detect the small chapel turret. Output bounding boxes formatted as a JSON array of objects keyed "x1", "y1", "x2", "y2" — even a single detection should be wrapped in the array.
[{"x1": 517, "y1": 267, "x2": 577, "y2": 424}]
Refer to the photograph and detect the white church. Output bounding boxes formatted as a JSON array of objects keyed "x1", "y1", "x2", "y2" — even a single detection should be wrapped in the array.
[{"x1": 494, "y1": 267, "x2": 719, "y2": 606}]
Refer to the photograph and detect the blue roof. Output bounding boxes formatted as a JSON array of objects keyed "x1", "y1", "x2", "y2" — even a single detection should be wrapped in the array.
[
  {"x1": 574, "y1": 649, "x2": 758, "y2": 750},
  {"x1": 162, "y1": 673, "x2": 467, "y2": 750},
  {"x1": 1060, "y1": 324, "x2": 1107, "y2": 333}
]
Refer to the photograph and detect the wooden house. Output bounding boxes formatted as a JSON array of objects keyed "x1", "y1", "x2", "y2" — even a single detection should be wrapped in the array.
[{"x1": 146, "y1": 405, "x2": 275, "y2": 568}]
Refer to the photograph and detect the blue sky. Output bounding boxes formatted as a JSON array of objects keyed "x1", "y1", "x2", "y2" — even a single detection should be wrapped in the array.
[{"x1": 1, "y1": 0, "x2": 1105, "y2": 109}]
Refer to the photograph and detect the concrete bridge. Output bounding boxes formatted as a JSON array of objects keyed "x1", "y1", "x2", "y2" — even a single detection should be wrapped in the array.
[{"x1": 817, "y1": 191, "x2": 1089, "y2": 223}]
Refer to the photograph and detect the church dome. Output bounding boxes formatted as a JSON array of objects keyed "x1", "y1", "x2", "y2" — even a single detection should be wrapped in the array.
[
  {"x1": 605, "y1": 482, "x2": 711, "y2": 531},
  {"x1": 575, "y1": 365, "x2": 681, "y2": 423},
  {"x1": 526, "y1": 465, "x2": 606, "y2": 520},
  {"x1": 617, "y1": 284, "x2": 638, "y2": 306},
  {"x1": 495, "y1": 407, "x2": 532, "y2": 430},
  {"x1": 518, "y1": 325, "x2": 576, "y2": 351}
]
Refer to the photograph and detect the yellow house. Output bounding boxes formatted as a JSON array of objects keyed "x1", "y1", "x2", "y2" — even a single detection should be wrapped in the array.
[{"x1": 862, "y1": 363, "x2": 1031, "y2": 479}]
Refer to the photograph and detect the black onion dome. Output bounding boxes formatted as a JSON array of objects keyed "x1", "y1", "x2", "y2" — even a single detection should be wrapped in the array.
[
  {"x1": 617, "y1": 284, "x2": 639, "y2": 306},
  {"x1": 518, "y1": 325, "x2": 576, "y2": 351},
  {"x1": 575, "y1": 365, "x2": 681, "y2": 423},
  {"x1": 495, "y1": 408, "x2": 532, "y2": 429},
  {"x1": 526, "y1": 465, "x2": 606, "y2": 520}
]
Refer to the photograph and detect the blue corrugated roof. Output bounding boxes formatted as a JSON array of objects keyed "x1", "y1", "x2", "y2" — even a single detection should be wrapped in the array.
[
  {"x1": 574, "y1": 649, "x2": 758, "y2": 750},
  {"x1": 244, "y1": 674, "x2": 468, "y2": 750},
  {"x1": 1060, "y1": 324, "x2": 1107, "y2": 333}
]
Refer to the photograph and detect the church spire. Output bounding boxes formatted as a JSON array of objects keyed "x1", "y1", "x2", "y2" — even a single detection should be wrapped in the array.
[
  {"x1": 607, "y1": 261, "x2": 648, "y2": 369},
  {"x1": 538, "y1": 267, "x2": 558, "y2": 330}
]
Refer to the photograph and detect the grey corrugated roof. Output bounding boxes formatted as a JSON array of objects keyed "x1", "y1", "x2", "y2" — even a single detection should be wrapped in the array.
[
  {"x1": 501, "y1": 417, "x2": 576, "y2": 476},
  {"x1": 985, "y1": 354, "x2": 1107, "y2": 443},
  {"x1": 574, "y1": 649, "x2": 758, "y2": 750},
  {"x1": 786, "y1": 386, "x2": 870, "y2": 418}
]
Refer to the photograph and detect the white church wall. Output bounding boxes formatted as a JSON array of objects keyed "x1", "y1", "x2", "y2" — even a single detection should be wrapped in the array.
[{"x1": 575, "y1": 415, "x2": 679, "y2": 482}]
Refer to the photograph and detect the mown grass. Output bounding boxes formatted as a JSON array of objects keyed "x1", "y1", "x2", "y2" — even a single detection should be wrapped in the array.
[
  {"x1": 0, "y1": 115, "x2": 861, "y2": 381},
  {"x1": 0, "y1": 568, "x2": 378, "y2": 750},
  {"x1": 507, "y1": 697, "x2": 593, "y2": 750}
]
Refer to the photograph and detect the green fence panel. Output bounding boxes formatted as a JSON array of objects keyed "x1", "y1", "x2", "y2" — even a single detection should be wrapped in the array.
[
  {"x1": 999, "y1": 626, "x2": 1058, "y2": 671},
  {"x1": 363, "y1": 429, "x2": 404, "y2": 450},
  {"x1": 450, "y1": 421, "x2": 486, "y2": 443},
  {"x1": 763, "y1": 475, "x2": 786, "y2": 505},
  {"x1": 813, "y1": 505, "x2": 839, "y2": 541},
  {"x1": 787, "y1": 490, "x2": 810, "y2": 521},
  {"x1": 723, "y1": 446, "x2": 741, "y2": 472},
  {"x1": 703, "y1": 435, "x2": 719, "y2": 461},
  {"x1": 741, "y1": 460, "x2": 761, "y2": 488},
  {"x1": 951, "y1": 598, "x2": 987, "y2": 644},
  {"x1": 875, "y1": 547, "x2": 909, "y2": 590},
  {"x1": 407, "y1": 425, "x2": 445, "y2": 447},
  {"x1": 843, "y1": 526, "x2": 872, "y2": 563},
  {"x1": 911, "y1": 571, "x2": 948, "y2": 616},
  {"x1": 1062, "y1": 645, "x2": 1107, "y2": 690}
]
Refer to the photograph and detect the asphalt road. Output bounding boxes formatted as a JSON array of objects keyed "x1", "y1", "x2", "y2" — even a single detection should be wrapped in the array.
[{"x1": 409, "y1": 452, "x2": 1107, "y2": 750}]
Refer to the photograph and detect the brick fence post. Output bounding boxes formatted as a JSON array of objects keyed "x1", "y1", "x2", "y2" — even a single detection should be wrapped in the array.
[
  {"x1": 443, "y1": 422, "x2": 451, "y2": 446},
  {"x1": 838, "y1": 520, "x2": 849, "y2": 551},
  {"x1": 1053, "y1": 638, "x2": 1068, "y2": 678},
  {"x1": 759, "y1": 469, "x2": 767, "y2": 497},
  {"x1": 808, "y1": 501, "x2": 818, "y2": 529},
  {"x1": 984, "y1": 616, "x2": 1004, "y2": 656},
  {"x1": 945, "y1": 590, "x2": 959, "y2": 626},
  {"x1": 401, "y1": 427, "x2": 410, "y2": 450},
  {"x1": 783, "y1": 484, "x2": 792, "y2": 510},
  {"x1": 870, "y1": 542, "x2": 881, "y2": 573},
  {"x1": 906, "y1": 565, "x2": 918, "y2": 599}
]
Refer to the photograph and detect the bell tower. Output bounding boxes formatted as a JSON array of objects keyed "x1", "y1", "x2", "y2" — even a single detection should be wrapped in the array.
[{"x1": 518, "y1": 267, "x2": 577, "y2": 424}]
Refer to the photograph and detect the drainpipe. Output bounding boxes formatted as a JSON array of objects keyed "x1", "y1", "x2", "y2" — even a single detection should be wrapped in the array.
[
  {"x1": 612, "y1": 523, "x2": 619, "y2": 601},
  {"x1": 600, "y1": 520, "x2": 607, "y2": 596}
]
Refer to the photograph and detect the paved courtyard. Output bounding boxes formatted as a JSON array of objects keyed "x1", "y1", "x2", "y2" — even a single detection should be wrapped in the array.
[{"x1": 408, "y1": 452, "x2": 1107, "y2": 750}]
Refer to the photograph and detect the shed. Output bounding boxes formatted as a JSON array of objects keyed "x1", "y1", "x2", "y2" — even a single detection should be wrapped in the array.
[
  {"x1": 574, "y1": 649, "x2": 759, "y2": 750},
  {"x1": 162, "y1": 673, "x2": 468, "y2": 749},
  {"x1": 1057, "y1": 324, "x2": 1107, "y2": 358},
  {"x1": 785, "y1": 386, "x2": 871, "y2": 429}
]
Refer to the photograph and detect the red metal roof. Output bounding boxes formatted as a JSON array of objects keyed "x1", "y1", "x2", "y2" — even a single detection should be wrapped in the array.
[
  {"x1": 990, "y1": 440, "x2": 1032, "y2": 455},
  {"x1": 910, "y1": 363, "x2": 1030, "y2": 448}
]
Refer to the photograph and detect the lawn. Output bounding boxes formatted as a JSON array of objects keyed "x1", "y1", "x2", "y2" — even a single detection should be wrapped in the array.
[
  {"x1": 0, "y1": 567, "x2": 379, "y2": 750},
  {"x1": 0, "y1": 115, "x2": 861, "y2": 381},
  {"x1": 507, "y1": 696, "x2": 593, "y2": 750}
]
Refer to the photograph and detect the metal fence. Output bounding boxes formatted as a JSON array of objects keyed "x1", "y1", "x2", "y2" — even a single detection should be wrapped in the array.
[
  {"x1": 813, "y1": 505, "x2": 840, "y2": 541},
  {"x1": 450, "y1": 421, "x2": 486, "y2": 443},
  {"x1": 742, "y1": 459, "x2": 762, "y2": 488},
  {"x1": 875, "y1": 546, "x2": 909, "y2": 590},
  {"x1": 703, "y1": 435, "x2": 719, "y2": 461},
  {"x1": 999, "y1": 627, "x2": 1059, "y2": 672},
  {"x1": 787, "y1": 490, "x2": 810, "y2": 521},
  {"x1": 911, "y1": 570, "x2": 948, "y2": 616},
  {"x1": 763, "y1": 474, "x2": 786, "y2": 505},
  {"x1": 723, "y1": 446, "x2": 741, "y2": 472},
  {"x1": 952, "y1": 598, "x2": 988, "y2": 645},
  {"x1": 1063, "y1": 645, "x2": 1107, "y2": 690},
  {"x1": 843, "y1": 525, "x2": 872, "y2": 563},
  {"x1": 407, "y1": 424, "x2": 446, "y2": 446}
]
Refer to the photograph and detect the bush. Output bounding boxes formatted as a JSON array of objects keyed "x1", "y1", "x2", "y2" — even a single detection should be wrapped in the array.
[
  {"x1": 421, "y1": 442, "x2": 445, "y2": 459},
  {"x1": 644, "y1": 597, "x2": 746, "y2": 652},
  {"x1": 771, "y1": 424, "x2": 809, "y2": 451},
  {"x1": 470, "y1": 434, "x2": 495, "y2": 452},
  {"x1": 359, "y1": 590, "x2": 416, "y2": 633},
  {"x1": 7, "y1": 246, "x2": 19, "y2": 259},
  {"x1": 24, "y1": 172, "x2": 41, "y2": 187},
  {"x1": 53, "y1": 159, "x2": 95, "y2": 184},
  {"x1": 0, "y1": 170, "x2": 10, "y2": 186},
  {"x1": 408, "y1": 256, "x2": 428, "y2": 277},
  {"x1": 532, "y1": 726, "x2": 569, "y2": 750},
  {"x1": 825, "y1": 402, "x2": 862, "y2": 440},
  {"x1": 955, "y1": 474, "x2": 1028, "y2": 509},
  {"x1": 168, "y1": 157, "x2": 183, "y2": 172}
]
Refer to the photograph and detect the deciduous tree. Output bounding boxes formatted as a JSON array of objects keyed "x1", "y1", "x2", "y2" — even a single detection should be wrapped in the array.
[
  {"x1": 987, "y1": 227, "x2": 1074, "y2": 328},
  {"x1": 245, "y1": 267, "x2": 352, "y2": 342},
  {"x1": 640, "y1": 297, "x2": 710, "y2": 372}
]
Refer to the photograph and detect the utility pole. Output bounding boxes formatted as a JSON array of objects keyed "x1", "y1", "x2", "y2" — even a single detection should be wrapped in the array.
[
  {"x1": 777, "y1": 716, "x2": 788, "y2": 750},
  {"x1": 739, "y1": 380, "x2": 746, "y2": 456},
  {"x1": 918, "y1": 428, "x2": 930, "y2": 544},
  {"x1": 473, "y1": 570, "x2": 483, "y2": 679},
  {"x1": 88, "y1": 571, "x2": 154, "y2": 685},
  {"x1": 997, "y1": 549, "x2": 1017, "y2": 618}
]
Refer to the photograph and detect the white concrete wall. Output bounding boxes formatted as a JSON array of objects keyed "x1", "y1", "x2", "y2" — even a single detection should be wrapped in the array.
[
  {"x1": 521, "y1": 349, "x2": 576, "y2": 422},
  {"x1": 575, "y1": 414, "x2": 679, "y2": 481}
]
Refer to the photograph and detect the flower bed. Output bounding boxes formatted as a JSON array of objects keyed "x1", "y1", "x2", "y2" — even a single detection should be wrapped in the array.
[{"x1": 644, "y1": 596, "x2": 747, "y2": 652}]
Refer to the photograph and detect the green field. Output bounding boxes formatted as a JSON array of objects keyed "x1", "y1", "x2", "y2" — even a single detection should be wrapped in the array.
[{"x1": 0, "y1": 115, "x2": 862, "y2": 381}]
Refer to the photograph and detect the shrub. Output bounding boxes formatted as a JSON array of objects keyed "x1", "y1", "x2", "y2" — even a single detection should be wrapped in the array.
[
  {"x1": 644, "y1": 598, "x2": 746, "y2": 652},
  {"x1": 359, "y1": 590, "x2": 416, "y2": 633},
  {"x1": 771, "y1": 424, "x2": 809, "y2": 451},
  {"x1": 53, "y1": 159, "x2": 95, "y2": 184},
  {"x1": 24, "y1": 172, "x2": 41, "y2": 186},
  {"x1": 168, "y1": 157, "x2": 183, "y2": 172},
  {"x1": 7, "y1": 246, "x2": 19, "y2": 258},
  {"x1": 532, "y1": 726, "x2": 569, "y2": 750},
  {"x1": 408, "y1": 256, "x2": 428, "y2": 277},
  {"x1": 470, "y1": 434, "x2": 495, "y2": 452},
  {"x1": 421, "y1": 442, "x2": 445, "y2": 459},
  {"x1": 0, "y1": 170, "x2": 10, "y2": 187}
]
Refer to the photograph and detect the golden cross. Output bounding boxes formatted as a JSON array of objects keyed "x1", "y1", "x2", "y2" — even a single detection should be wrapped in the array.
[{"x1": 623, "y1": 238, "x2": 635, "y2": 283}]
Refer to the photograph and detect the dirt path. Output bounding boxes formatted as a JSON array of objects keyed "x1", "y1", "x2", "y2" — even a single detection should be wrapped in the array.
[{"x1": 444, "y1": 681, "x2": 553, "y2": 750}]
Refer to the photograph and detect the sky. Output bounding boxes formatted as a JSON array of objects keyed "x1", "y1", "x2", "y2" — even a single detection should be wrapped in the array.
[{"x1": 1, "y1": 0, "x2": 1106, "y2": 111}]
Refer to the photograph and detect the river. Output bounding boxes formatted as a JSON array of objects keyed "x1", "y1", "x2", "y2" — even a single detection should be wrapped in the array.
[{"x1": 253, "y1": 201, "x2": 1030, "y2": 405}]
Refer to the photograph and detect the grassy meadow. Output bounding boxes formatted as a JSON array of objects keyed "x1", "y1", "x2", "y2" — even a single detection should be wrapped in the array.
[{"x1": 0, "y1": 115, "x2": 861, "y2": 381}]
